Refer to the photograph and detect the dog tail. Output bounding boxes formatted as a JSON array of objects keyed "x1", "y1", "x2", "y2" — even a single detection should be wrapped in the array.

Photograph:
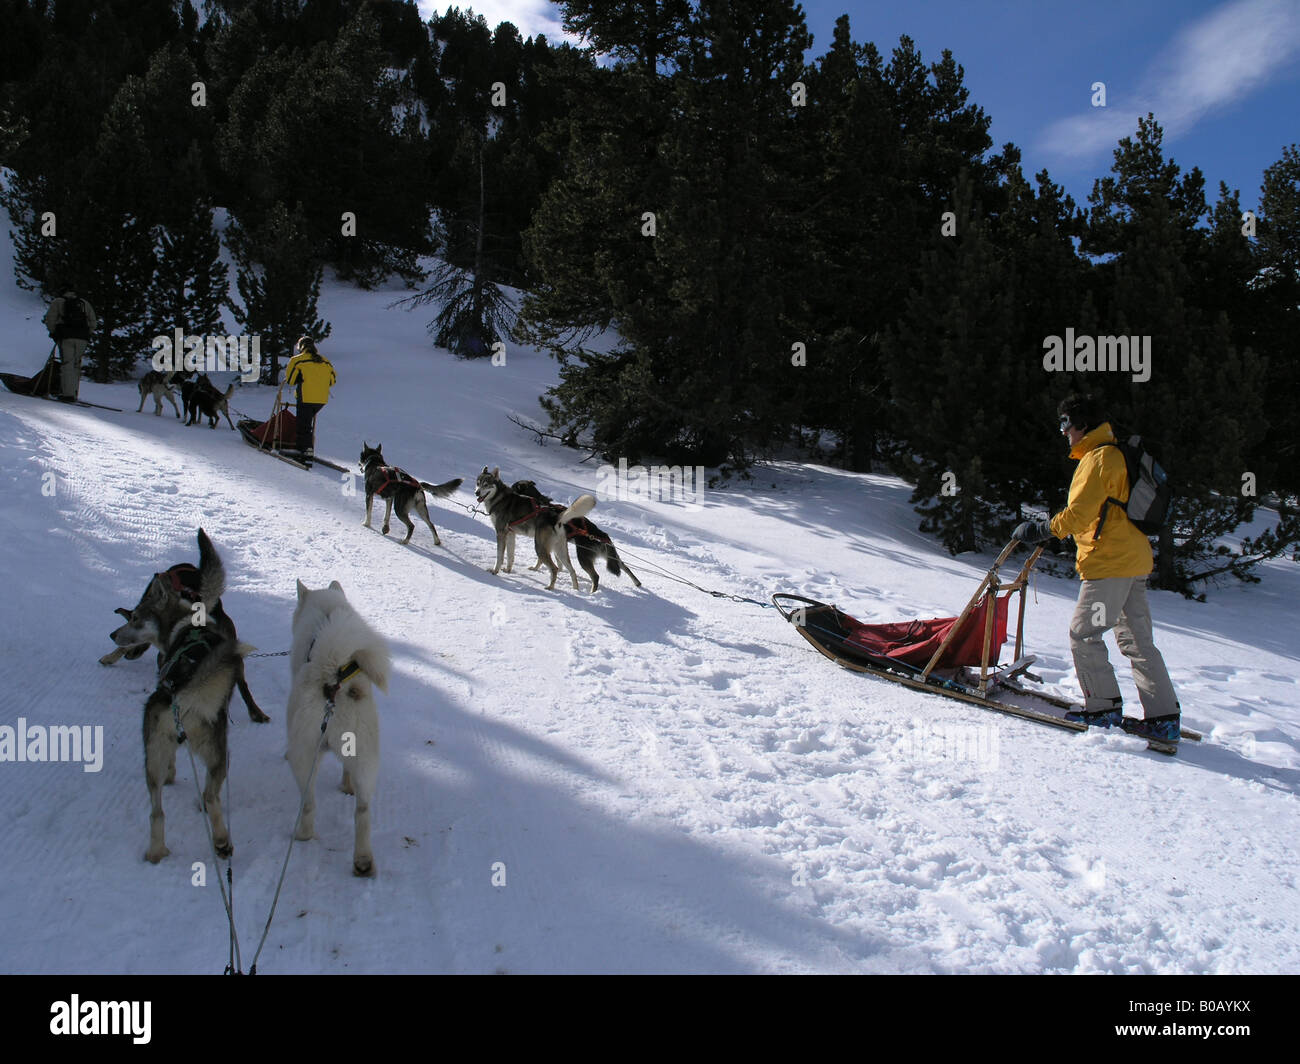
[
  {"x1": 196, "y1": 528, "x2": 226, "y2": 608},
  {"x1": 604, "y1": 548, "x2": 642, "y2": 587},
  {"x1": 419, "y1": 478, "x2": 463, "y2": 498},
  {"x1": 559, "y1": 493, "x2": 596, "y2": 523},
  {"x1": 310, "y1": 610, "x2": 391, "y2": 696}
]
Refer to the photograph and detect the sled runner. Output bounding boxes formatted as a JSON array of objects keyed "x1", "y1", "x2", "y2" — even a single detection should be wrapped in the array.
[
  {"x1": 237, "y1": 404, "x2": 348, "y2": 474},
  {"x1": 774, "y1": 540, "x2": 1201, "y2": 743}
]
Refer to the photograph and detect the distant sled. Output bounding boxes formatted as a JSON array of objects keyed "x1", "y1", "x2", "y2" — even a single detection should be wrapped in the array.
[{"x1": 774, "y1": 540, "x2": 1201, "y2": 743}]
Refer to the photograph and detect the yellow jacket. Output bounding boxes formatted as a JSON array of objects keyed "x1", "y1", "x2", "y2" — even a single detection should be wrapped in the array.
[
  {"x1": 285, "y1": 352, "x2": 336, "y2": 405},
  {"x1": 1049, "y1": 422, "x2": 1153, "y2": 580}
]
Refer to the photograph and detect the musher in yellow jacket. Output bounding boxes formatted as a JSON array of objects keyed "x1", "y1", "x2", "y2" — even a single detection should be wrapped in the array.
[
  {"x1": 284, "y1": 336, "x2": 336, "y2": 468},
  {"x1": 1013, "y1": 394, "x2": 1181, "y2": 748}
]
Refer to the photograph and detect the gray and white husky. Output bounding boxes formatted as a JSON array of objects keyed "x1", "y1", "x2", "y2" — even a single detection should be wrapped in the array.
[
  {"x1": 110, "y1": 529, "x2": 254, "y2": 864},
  {"x1": 288, "y1": 580, "x2": 391, "y2": 877},
  {"x1": 136, "y1": 369, "x2": 182, "y2": 418},
  {"x1": 511, "y1": 479, "x2": 641, "y2": 592},
  {"x1": 474, "y1": 467, "x2": 596, "y2": 591}
]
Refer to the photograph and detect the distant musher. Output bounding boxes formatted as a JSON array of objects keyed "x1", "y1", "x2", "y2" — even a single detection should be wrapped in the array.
[{"x1": 43, "y1": 284, "x2": 98, "y2": 402}]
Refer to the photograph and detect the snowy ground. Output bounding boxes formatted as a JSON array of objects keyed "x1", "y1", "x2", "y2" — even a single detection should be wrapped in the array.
[{"x1": 0, "y1": 244, "x2": 1297, "y2": 974}]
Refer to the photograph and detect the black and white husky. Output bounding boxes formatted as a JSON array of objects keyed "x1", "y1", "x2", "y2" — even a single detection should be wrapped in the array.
[
  {"x1": 358, "y1": 442, "x2": 462, "y2": 545},
  {"x1": 288, "y1": 580, "x2": 391, "y2": 877},
  {"x1": 109, "y1": 529, "x2": 254, "y2": 864},
  {"x1": 512, "y1": 480, "x2": 641, "y2": 592},
  {"x1": 474, "y1": 467, "x2": 596, "y2": 591}
]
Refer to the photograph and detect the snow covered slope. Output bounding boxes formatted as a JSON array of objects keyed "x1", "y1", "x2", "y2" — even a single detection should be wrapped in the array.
[{"x1": 1, "y1": 249, "x2": 1297, "y2": 974}]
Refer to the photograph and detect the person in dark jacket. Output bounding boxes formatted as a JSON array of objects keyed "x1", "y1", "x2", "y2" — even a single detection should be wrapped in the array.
[
  {"x1": 1014, "y1": 394, "x2": 1181, "y2": 748},
  {"x1": 43, "y1": 285, "x2": 98, "y2": 401}
]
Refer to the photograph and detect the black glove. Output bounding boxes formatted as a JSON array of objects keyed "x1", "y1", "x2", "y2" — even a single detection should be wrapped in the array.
[{"x1": 1013, "y1": 518, "x2": 1052, "y2": 544}]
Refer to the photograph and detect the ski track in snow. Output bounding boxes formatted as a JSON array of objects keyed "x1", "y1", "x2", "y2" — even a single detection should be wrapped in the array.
[{"x1": 1, "y1": 279, "x2": 1298, "y2": 974}]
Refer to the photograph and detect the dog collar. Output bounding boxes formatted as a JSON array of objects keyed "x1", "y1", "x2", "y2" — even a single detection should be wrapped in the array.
[{"x1": 323, "y1": 659, "x2": 362, "y2": 702}]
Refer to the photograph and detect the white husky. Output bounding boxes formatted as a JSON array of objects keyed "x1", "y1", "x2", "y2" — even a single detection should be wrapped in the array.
[{"x1": 288, "y1": 580, "x2": 391, "y2": 876}]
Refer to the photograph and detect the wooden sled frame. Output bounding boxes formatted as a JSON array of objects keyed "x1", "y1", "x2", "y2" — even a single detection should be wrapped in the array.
[
  {"x1": 773, "y1": 538, "x2": 1202, "y2": 743},
  {"x1": 918, "y1": 539, "x2": 1042, "y2": 697}
]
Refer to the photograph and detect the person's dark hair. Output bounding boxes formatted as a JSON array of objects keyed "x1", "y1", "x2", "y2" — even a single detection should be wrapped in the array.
[
  {"x1": 297, "y1": 335, "x2": 318, "y2": 358},
  {"x1": 1057, "y1": 393, "x2": 1107, "y2": 434}
]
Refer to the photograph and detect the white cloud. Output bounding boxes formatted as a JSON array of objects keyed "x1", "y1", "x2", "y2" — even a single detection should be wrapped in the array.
[
  {"x1": 415, "y1": 0, "x2": 571, "y2": 43},
  {"x1": 1039, "y1": 0, "x2": 1300, "y2": 162}
]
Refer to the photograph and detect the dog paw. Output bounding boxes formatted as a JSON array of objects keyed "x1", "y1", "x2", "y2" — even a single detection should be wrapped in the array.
[
  {"x1": 145, "y1": 845, "x2": 170, "y2": 864},
  {"x1": 98, "y1": 653, "x2": 117, "y2": 666},
  {"x1": 352, "y1": 856, "x2": 375, "y2": 877},
  {"x1": 215, "y1": 836, "x2": 233, "y2": 859},
  {"x1": 294, "y1": 826, "x2": 315, "y2": 842},
  {"x1": 248, "y1": 706, "x2": 271, "y2": 724},
  {"x1": 433, "y1": 536, "x2": 442, "y2": 546},
  {"x1": 381, "y1": 525, "x2": 390, "y2": 535}
]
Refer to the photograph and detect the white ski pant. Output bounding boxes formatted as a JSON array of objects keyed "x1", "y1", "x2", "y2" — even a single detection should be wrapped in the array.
[
  {"x1": 1069, "y1": 576, "x2": 1179, "y2": 719},
  {"x1": 59, "y1": 338, "x2": 86, "y2": 398}
]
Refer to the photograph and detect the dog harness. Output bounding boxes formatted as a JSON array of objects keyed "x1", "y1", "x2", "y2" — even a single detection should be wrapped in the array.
[
  {"x1": 373, "y1": 465, "x2": 419, "y2": 495},
  {"x1": 156, "y1": 626, "x2": 229, "y2": 741},
  {"x1": 562, "y1": 517, "x2": 610, "y2": 544},
  {"x1": 507, "y1": 502, "x2": 553, "y2": 529},
  {"x1": 161, "y1": 563, "x2": 201, "y2": 602}
]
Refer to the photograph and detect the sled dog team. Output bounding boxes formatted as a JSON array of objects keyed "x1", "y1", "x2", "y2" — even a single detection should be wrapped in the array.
[{"x1": 107, "y1": 446, "x2": 639, "y2": 874}]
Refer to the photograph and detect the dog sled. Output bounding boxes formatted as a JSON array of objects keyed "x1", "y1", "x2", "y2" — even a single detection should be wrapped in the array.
[
  {"x1": 237, "y1": 402, "x2": 348, "y2": 474},
  {"x1": 0, "y1": 348, "x2": 121, "y2": 410},
  {"x1": 774, "y1": 540, "x2": 1201, "y2": 742}
]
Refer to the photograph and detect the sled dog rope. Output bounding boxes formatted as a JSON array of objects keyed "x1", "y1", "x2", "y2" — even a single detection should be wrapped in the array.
[
  {"x1": 170, "y1": 700, "x2": 244, "y2": 974},
  {"x1": 612, "y1": 545, "x2": 775, "y2": 609},
  {"x1": 248, "y1": 696, "x2": 337, "y2": 975}
]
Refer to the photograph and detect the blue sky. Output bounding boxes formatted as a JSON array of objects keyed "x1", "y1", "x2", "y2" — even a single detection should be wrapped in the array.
[{"x1": 418, "y1": 0, "x2": 1300, "y2": 214}]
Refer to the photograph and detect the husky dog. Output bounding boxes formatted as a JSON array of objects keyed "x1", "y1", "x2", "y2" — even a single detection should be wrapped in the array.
[
  {"x1": 105, "y1": 561, "x2": 270, "y2": 723},
  {"x1": 358, "y1": 443, "x2": 462, "y2": 545},
  {"x1": 110, "y1": 529, "x2": 254, "y2": 864},
  {"x1": 474, "y1": 467, "x2": 596, "y2": 591},
  {"x1": 183, "y1": 373, "x2": 236, "y2": 429},
  {"x1": 136, "y1": 370, "x2": 182, "y2": 418},
  {"x1": 512, "y1": 480, "x2": 641, "y2": 592},
  {"x1": 288, "y1": 580, "x2": 391, "y2": 877}
]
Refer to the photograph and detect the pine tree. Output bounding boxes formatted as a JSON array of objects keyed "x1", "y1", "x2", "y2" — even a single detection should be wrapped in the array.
[
  {"x1": 227, "y1": 201, "x2": 331, "y2": 383},
  {"x1": 394, "y1": 132, "x2": 516, "y2": 357},
  {"x1": 147, "y1": 150, "x2": 228, "y2": 342},
  {"x1": 1085, "y1": 115, "x2": 1273, "y2": 593}
]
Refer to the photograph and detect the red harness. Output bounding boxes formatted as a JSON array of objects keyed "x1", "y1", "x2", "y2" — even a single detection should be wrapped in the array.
[
  {"x1": 160, "y1": 563, "x2": 200, "y2": 601},
  {"x1": 374, "y1": 465, "x2": 419, "y2": 495}
]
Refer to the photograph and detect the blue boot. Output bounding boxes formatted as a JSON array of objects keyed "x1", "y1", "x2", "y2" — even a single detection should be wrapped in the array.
[
  {"x1": 1066, "y1": 697, "x2": 1122, "y2": 728},
  {"x1": 1121, "y1": 714, "x2": 1181, "y2": 750}
]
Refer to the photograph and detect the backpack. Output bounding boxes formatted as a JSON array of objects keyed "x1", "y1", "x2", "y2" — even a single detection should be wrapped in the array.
[
  {"x1": 1097, "y1": 435, "x2": 1171, "y2": 537},
  {"x1": 60, "y1": 297, "x2": 89, "y2": 340}
]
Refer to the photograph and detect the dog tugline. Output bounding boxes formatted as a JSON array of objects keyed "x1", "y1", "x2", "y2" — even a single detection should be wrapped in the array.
[{"x1": 283, "y1": 336, "x2": 336, "y2": 468}]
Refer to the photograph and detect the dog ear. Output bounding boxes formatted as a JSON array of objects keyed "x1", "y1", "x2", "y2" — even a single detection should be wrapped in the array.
[
  {"x1": 297, "y1": 579, "x2": 309, "y2": 602},
  {"x1": 115, "y1": 607, "x2": 132, "y2": 619},
  {"x1": 329, "y1": 579, "x2": 344, "y2": 593},
  {"x1": 492, "y1": 467, "x2": 499, "y2": 478},
  {"x1": 481, "y1": 466, "x2": 488, "y2": 475}
]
